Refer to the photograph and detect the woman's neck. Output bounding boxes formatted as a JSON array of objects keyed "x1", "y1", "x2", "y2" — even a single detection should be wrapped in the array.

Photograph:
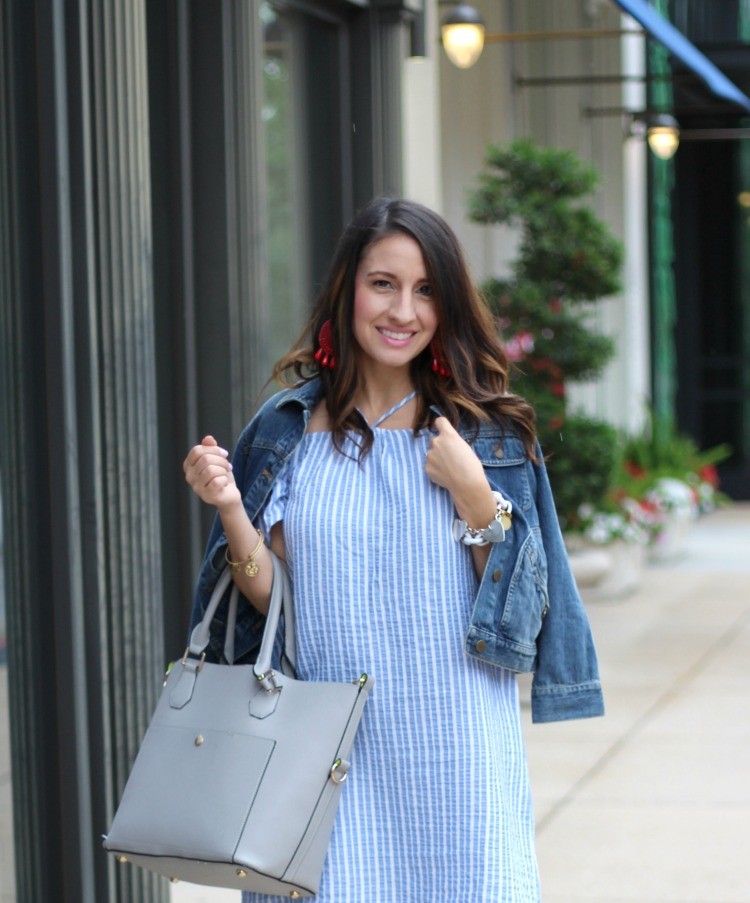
[{"x1": 354, "y1": 373, "x2": 416, "y2": 427}]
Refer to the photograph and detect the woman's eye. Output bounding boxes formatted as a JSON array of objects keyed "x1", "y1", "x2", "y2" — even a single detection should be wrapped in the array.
[
  {"x1": 417, "y1": 284, "x2": 434, "y2": 297},
  {"x1": 373, "y1": 279, "x2": 392, "y2": 289}
]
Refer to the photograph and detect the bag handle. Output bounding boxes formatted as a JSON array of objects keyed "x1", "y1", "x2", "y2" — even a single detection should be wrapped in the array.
[{"x1": 187, "y1": 549, "x2": 296, "y2": 675}]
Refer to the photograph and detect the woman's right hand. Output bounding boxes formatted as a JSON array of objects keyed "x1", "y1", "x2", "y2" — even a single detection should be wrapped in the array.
[
  {"x1": 184, "y1": 435, "x2": 280, "y2": 615},
  {"x1": 183, "y1": 435, "x2": 241, "y2": 511}
]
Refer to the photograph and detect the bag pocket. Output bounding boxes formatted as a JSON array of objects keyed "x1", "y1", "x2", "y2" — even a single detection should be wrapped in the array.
[{"x1": 105, "y1": 724, "x2": 275, "y2": 862}]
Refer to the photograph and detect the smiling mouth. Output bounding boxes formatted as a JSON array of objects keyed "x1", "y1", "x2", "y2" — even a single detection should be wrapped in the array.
[{"x1": 378, "y1": 328, "x2": 416, "y2": 341}]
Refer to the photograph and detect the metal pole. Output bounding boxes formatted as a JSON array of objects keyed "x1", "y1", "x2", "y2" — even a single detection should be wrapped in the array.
[{"x1": 485, "y1": 27, "x2": 644, "y2": 43}]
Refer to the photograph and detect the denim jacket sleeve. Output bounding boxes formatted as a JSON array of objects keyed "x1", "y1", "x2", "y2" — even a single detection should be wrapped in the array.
[
  {"x1": 187, "y1": 417, "x2": 268, "y2": 664},
  {"x1": 463, "y1": 432, "x2": 604, "y2": 723},
  {"x1": 187, "y1": 381, "x2": 321, "y2": 663},
  {"x1": 527, "y1": 444, "x2": 605, "y2": 723}
]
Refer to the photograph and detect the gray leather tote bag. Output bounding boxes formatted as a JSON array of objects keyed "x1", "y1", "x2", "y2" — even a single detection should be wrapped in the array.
[{"x1": 104, "y1": 552, "x2": 373, "y2": 898}]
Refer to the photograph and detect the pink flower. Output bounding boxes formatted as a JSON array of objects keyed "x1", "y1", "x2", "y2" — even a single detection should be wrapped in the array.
[{"x1": 503, "y1": 330, "x2": 535, "y2": 362}]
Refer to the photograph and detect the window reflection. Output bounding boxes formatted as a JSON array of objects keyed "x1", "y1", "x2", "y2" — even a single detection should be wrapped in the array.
[
  {"x1": 262, "y1": 1, "x2": 311, "y2": 367},
  {"x1": 260, "y1": 0, "x2": 346, "y2": 371}
]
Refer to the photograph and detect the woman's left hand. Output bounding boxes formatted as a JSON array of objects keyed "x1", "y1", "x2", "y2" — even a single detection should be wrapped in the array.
[{"x1": 425, "y1": 417, "x2": 496, "y2": 528}]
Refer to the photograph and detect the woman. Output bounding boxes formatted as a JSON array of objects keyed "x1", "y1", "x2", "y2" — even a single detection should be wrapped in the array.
[{"x1": 184, "y1": 197, "x2": 604, "y2": 902}]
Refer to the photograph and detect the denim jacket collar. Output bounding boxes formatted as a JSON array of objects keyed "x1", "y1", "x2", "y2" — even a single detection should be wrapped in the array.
[{"x1": 275, "y1": 379, "x2": 324, "y2": 413}]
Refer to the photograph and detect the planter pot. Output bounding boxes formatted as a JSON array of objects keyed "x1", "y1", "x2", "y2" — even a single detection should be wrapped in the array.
[
  {"x1": 647, "y1": 478, "x2": 697, "y2": 563},
  {"x1": 566, "y1": 541, "x2": 613, "y2": 589},
  {"x1": 649, "y1": 507, "x2": 694, "y2": 562},
  {"x1": 580, "y1": 539, "x2": 647, "y2": 602}
]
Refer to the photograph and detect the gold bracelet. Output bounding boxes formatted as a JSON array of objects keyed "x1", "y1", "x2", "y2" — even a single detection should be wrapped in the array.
[{"x1": 225, "y1": 529, "x2": 264, "y2": 578}]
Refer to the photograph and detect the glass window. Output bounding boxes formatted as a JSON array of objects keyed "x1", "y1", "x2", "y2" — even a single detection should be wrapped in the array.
[
  {"x1": 261, "y1": 0, "x2": 349, "y2": 367},
  {"x1": 670, "y1": 0, "x2": 747, "y2": 43}
]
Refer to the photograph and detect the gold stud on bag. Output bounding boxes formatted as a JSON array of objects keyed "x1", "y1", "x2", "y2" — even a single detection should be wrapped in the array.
[{"x1": 103, "y1": 552, "x2": 373, "y2": 898}]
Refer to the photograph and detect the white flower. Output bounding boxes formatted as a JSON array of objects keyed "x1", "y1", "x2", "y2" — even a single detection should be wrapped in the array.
[
  {"x1": 579, "y1": 498, "x2": 651, "y2": 545},
  {"x1": 647, "y1": 478, "x2": 698, "y2": 515}
]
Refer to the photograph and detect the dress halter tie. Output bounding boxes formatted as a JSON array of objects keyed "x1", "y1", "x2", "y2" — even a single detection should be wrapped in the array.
[{"x1": 363, "y1": 391, "x2": 417, "y2": 429}]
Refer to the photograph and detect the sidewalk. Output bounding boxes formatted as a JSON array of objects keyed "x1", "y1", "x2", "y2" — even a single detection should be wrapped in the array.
[
  {"x1": 523, "y1": 502, "x2": 750, "y2": 903},
  {"x1": 172, "y1": 504, "x2": 750, "y2": 903}
]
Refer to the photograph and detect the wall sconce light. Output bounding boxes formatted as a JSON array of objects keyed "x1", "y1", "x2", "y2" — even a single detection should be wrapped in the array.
[
  {"x1": 645, "y1": 113, "x2": 680, "y2": 160},
  {"x1": 440, "y1": 3, "x2": 641, "y2": 69},
  {"x1": 624, "y1": 111, "x2": 680, "y2": 159},
  {"x1": 440, "y1": 3, "x2": 485, "y2": 69},
  {"x1": 589, "y1": 107, "x2": 683, "y2": 159}
]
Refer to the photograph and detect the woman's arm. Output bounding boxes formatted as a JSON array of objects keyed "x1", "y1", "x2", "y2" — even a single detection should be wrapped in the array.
[
  {"x1": 425, "y1": 417, "x2": 497, "y2": 578},
  {"x1": 183, "y1": 435, "x2": 284, "y2": 615}
]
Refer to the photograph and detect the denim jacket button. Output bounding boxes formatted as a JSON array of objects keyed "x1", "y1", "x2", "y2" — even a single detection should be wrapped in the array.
[
  {"x1": 475, "y1": 639, "x2": 487, "y2": 654},
  {"x1": 492, "y1": 568, "x2": 502, "y2": 582}
]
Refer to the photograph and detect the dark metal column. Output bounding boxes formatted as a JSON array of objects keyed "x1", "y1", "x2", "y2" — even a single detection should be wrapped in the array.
[
  {"x1": 221, "y1": 0, "x2": 272, "y2": 441},
  {"x1": 0, "y1": 1, "x2": 167, "y2": 900},
  {"x1": 0, "y1": 4, "x2": 55, "y2": 900},
  {"x1": 648, "y1": 0, "x2": 678, "y2": 438},
  {"x1": 371, "y1": 2, "x2": 410, "y2": 196}
]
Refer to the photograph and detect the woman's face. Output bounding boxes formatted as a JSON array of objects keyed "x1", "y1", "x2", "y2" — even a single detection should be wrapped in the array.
[{"x1": 352, "y1": 233, "x2": 439, "y2": 378}]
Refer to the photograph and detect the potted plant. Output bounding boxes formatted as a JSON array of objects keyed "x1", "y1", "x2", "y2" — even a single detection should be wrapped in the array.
[
  {"x1": 563, "y1": 447, "x2": 660, "y2": 599},
  {"x1": 469, "y1": 140, "x2": 636, "y2": 593},
  {"x1": 468, "y1": 139, "x2": 624, "y2": 531},
  {"x1": 618, "y1": 412, "x2": 731, "y2": 560}
]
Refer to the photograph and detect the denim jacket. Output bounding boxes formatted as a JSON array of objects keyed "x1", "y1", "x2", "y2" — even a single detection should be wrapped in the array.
[{"x1": 190, "y1": 378, "x2": 604, "y2": 724}]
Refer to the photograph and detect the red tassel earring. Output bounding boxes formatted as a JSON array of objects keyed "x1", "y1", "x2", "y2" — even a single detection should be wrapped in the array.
[
  {"x1": 314, "y1": 319, "x2": 336, "y2": 370},
  {"x1": 430, "y1": 337, "x2": 451, "y2": 378}
]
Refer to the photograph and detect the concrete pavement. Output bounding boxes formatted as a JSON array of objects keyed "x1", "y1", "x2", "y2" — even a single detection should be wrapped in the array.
[
  {"x1": 2, "y1": 507, "x2": 748, "y2": 903},
  {"x1": 171, "y1": 504, "x2": 750, "y2": 903},
  {"x1": 523, "y1": 502, "x2": 750, "y2": 903}
]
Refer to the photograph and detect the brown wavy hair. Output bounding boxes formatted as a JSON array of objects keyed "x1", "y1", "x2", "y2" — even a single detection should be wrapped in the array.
[{"x1": 273, "y1": 197, "x2": 537, "y2": 459}]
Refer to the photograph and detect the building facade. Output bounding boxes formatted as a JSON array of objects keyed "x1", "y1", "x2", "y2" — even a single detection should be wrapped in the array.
[
  {"x1": 434, "y1": 0, "x2": 750, "y2": 495},
  {"x1": 1, "y1": 1, "x2": 748, "y2": 901}
]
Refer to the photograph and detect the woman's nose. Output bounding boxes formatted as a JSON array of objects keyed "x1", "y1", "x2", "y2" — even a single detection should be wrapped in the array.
[{"x1": 389, "y1": 289, "x2": 416, "y2": 322}]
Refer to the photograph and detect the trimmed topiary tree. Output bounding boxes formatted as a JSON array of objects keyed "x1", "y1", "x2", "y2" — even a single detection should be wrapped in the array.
[{"x1": 469, "y1": 138, "x2": 624, "y2": 529}]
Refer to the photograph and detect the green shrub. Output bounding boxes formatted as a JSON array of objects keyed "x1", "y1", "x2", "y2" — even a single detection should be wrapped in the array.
[
  {"x1": 469, "y1": 139, "x2": 623, "y2": 526},
  {"x1": 541, "y1": 416, "x2": 620, "y2": 532}
]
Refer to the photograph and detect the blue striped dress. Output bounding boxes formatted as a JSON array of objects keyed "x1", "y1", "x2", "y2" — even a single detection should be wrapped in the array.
[{"x1": 243, "y1": 397, "x2": 540, "y2": 902}]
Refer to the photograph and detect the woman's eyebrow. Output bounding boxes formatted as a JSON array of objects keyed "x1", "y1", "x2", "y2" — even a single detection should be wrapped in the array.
[{"x1": 366, "y1": 270, "x2": 429, "y2": 280}]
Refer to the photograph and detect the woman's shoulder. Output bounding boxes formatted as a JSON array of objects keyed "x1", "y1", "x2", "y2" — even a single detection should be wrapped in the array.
[
  {"x1": 468, "y1": 429, "x2": 531, "y2": 465},
  {"x1": 238, "y1": 379, "x2": 323, "y2": 441},
  {"x1": 261, "y1": 378, "x2": 323, "y2": 415},
  {"x1": 455, "y1": 411, "x2": 531, "y2": 457}
]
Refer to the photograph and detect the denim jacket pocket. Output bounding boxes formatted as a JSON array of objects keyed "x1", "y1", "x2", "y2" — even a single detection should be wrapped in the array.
[
  {"x1": 500, "y1": 527, "x2": 549, "y2": 648},
  {"x1": 466, "y1": 522, "x2": 548, "y2": 673},
  {"x1": 466, "y1": 440, "x2": 550, "y2": 672}
]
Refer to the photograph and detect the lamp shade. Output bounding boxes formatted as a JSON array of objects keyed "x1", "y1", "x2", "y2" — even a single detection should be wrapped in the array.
[
  {"x1": 441, "y1": 4, "x2": 486, "y2": 69},
  {"x1": 647, "y1": 114, "x2": 680, "y2": 160}
]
